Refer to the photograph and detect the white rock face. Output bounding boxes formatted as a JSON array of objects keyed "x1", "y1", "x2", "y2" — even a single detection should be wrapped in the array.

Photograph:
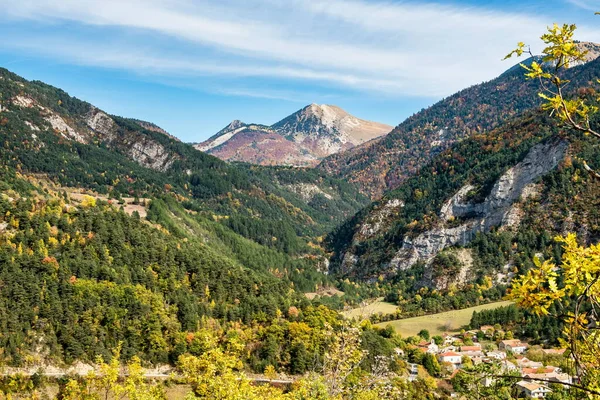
[
  {"x1": 440, "y1": 184, "x2": 476, "y2": 221},
  {"x1": 359, "y1": 198, "x2": 405, "y2": 238},
  {"x1": 86, "y1": 107, "x2": 115, "y2": 139},
  {"x1": 129, "y1": 141, "x2": 174, "y2": 172},
  {"x1": 285, "y1": 183, "x2": 333, "y2": 202},
  {"x1": 44, "y1": 113, "x2": 86, "y2": 143},
  {"x1": 12, "y1": 95, "x2": 35, "y2": 108},
  {"x1": 421, "y1": 248, "x2": 473, "y2": 290},
  {"x1": 24, "y1": 121, "x2": 41, "y2": 131},
  {"x1": 389, "y1": 140, "x2": 568, "y2": 271},
  {"x1": 84, "y1": 107, "x2": 175, "y2": 172},
  {"x1": 340, "y1": 252, "x2": 359, "y2": 274}
]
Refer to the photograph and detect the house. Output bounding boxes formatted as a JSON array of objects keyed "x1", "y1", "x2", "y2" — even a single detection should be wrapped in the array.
[
  {"x1": 460, "y1": 350, "x2": 485, "y2": 359},
  {"x1": 541, "y1": 348, "x2": 566, "y2": 356},
  {"x1": 465, "y1": 330, "x2": 479, "y2": 339},
  {"x1": 516, "y1": 357, "x2": 543, "y2": 369},
  {"x1": 525, "y1": 372, "x2": 572, "y2": 385},
  {"x1": 441, "y1": 345, "x2": 458, "y2": 353},
  {"x1": 438, "y1": 351, "x2": 462, "y2": 366},
  {"x1": 470, "y1": 356, "x2": 485, "y2": 365},
  {"x1": 480, "y1": 325, "x2": 495, "y2": 333},
  {"x1": 443, "y1": 334, "x2": 457, "y2": 345},
  {"x1": 516, "y1": 381, "x2": 552, "y2": 398},
  {"x1": 500, "y1": 360, "x2": 518, "y2": 373},
  {"x1": 486, "y1": 351, "x2": 507, "y2": 360},
  {"x1": 499, "y1": 339, "x2": 528, "y2": 354},
  {"x1": 418, "y1": 339, "x2": 439, "y2": 354},
  {"x1": 522, "y1": 366, "x2": 561, "y2": 375},
  {"x1": 460, "y1": 344, "x2": 482, "y2": 352}
]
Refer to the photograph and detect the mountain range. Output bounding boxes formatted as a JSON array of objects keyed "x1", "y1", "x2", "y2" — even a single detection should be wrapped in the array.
[
  {"x1": 1, "y1": 40, "x2": 600, "y2": 378},
  {"x1": 194, "y1": 104, "x2": 392, "y2": 167}
]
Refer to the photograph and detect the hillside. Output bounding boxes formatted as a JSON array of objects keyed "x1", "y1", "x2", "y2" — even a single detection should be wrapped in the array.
[
  {"x1": 0, "y1": 67, "x2": 369, "y2": 258},
  {"x1": 319, "y1": 43, "x2": 600, "y2": 198},
  {"x1": 194, "y1": 104, "x2": 391, "y2": 167},
  {"x1": 326, "y1": 103, "x2": 600, "y2": 296},
  {"x1": 0, "y1": 66, "x2": 380, "y2": 370}
]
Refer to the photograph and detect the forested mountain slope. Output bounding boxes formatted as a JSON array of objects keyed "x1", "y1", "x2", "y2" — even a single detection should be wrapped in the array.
[
  {"x1": 319, "y1": 44, "x2": 600, "y2": 198},
  {"x1": 0, "y1": 66, "x2": 373, "y2": 368},
  {"x1": 0, "y1": 67, "x2": 369, "y2": 256},
  {"x1": 0, "y1": 168, "x2": 328, "y2": 366},
  {"x1": 326, "y1": 104, "x2": 600, "y2": 295}
]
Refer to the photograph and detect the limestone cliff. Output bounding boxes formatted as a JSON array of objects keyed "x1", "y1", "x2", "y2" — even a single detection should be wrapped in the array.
[
  {"x1": 334, "y1": 139, "x2": 568, "y2": 286},
  {"x1": 389, "y1": 140, "x2": 567, "y2": 271}
]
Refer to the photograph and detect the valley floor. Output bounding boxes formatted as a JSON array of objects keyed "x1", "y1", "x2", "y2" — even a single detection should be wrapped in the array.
[{"x1": 374, "y1": 300, "x2": 514, "y2": 337}]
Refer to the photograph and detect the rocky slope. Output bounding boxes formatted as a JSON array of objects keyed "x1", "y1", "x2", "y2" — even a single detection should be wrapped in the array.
[
  {"x1": 387, "y1": 139, "x2": 568, "y2": 271},
  {"x1": 319, "y1": 43, "x2": 600, "y2": 198},
  {"x1": 194, "y1": 104, "x2": 391, "y2": 167},
  {"x1": 326, "y1": 95, "x2": 600, "y2": 290}
]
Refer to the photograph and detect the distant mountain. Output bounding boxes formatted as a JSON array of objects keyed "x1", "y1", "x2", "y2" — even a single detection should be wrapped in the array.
[
  {"x1": 318, "y1": 42, "x2": 600, "y2": 198},
  {"x1": 194, "y1": 104, "x2": 392, "y2": 167}
]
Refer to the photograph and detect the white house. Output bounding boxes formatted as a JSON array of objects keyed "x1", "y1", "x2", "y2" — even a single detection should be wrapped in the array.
[
  {"x1": 516, "y1": 357, "x2": 543, "y2": 369},
  {"x1": 444, "y1": 334, "x2": 458, "y2": 345},
  {"x1": 500, "y1": 360, "x2": 518, "y2": 373},
  {"x1": 418, "y1": 339, "x2": 439, "y2": 354},
  {"x1": 525, "y1": 372, "x2": 572, "y2": 385},
  {"x1": 487, "y1": 351, "x2": 507, "y2": 360},
  {"x1": 499, "y1": 339, "x2": 528, "y2": 354},
  {"x1": 438, "y1": 351, "x2": 462, "y2": 366},
  {"x1": 516, "y1": 381, "x2": 552, "y2": 398},
  {"x1": 441, "y1": 345, "x2": 458, "y2": 353}
]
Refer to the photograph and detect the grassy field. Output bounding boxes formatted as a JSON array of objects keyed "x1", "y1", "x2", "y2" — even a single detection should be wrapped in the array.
[
  {"x1": 341, "y1": 298, "x2": 399, "y2": 320},
  {"x1": 375, "y1": 300, "x2": 514, "y2": 337}
]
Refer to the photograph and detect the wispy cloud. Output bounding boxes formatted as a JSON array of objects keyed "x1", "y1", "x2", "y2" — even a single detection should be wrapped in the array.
[
  {"x1": 1, "y1": 0, "x2": 598, "y2": 98},
  {"x1": 566, "y1": 0, "x2": 599, "y2": 11}
]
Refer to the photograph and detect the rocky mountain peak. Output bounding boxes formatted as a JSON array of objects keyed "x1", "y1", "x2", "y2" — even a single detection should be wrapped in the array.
[
  {"x1": 576, "y1": 41, "x2": 600, "y2": 64},
  {"x1": 225, "y1": 119, "x2": 246, "y2": 131},
  {"x1": 194, "y1": 104, "x2": 391, "y2": 166}
]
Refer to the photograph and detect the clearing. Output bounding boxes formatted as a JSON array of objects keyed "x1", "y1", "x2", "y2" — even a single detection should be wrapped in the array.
[
  {"x1": 342, "y1": 298, "x2": 399, "y2": 320},
  {"x1": 375, "y1": 300, "x2": 514, "y2": 337}
]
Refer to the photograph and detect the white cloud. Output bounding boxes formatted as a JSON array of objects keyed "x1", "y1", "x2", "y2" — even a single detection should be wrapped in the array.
[
  {"x1": 1, "y1": 0, "x2": 598, "y2": 97},
  {"x1": 566, "y1": 0, "x2": 599, "y2": 11}
]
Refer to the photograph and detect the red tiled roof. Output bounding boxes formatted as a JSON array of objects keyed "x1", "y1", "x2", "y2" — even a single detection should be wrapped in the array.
[
  {"x1": 439, "y1": 351, "x2": 461, "y2": 357},
  {"x1": 461, "y1": 346, "x2": 481, "y2": 351}
]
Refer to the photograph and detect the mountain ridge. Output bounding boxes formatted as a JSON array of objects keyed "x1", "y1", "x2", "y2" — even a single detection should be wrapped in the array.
[
  {"x1": 194, "y1": 104, "x2": 392, "y2": 166},
  {"x1": 318, "y1": 43, "x2": 600, "y2": 198}
]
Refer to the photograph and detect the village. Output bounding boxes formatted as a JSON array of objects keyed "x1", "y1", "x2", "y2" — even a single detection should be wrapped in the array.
[{"x1": 403, "y1": 324, "x2": 572, "y2": 398}]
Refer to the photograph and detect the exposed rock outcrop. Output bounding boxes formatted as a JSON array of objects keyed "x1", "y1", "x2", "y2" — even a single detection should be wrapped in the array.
[
  {"x1": 129, "y1": 140, "x2": 174, "y2": 172},
  {"x1": 422, "y1": 248, "x2": 473, "y2": 290},
  {"x1": 44, "y1": 113, "x2": 86, "y2": 143},
  {"x1": 85, "y1": 107, "x2": 175, "y2": 172},
  {"x1": 286, "y1": 183, "x2": 333, "y2": 202},
  {"x1": 86, "y1": 107, "x2": 116, "y2": 140},
  {"x1": 389, "y1": 139, "x2": 568, "y2": 271},
  {"x1": 359, "y1": 199, "x2": 405, "y2": 238}
]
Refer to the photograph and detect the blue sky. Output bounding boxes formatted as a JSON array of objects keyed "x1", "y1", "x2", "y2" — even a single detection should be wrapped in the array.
[{"x1": 0, "y1": 0, "x2": 598, "y2": 142}]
